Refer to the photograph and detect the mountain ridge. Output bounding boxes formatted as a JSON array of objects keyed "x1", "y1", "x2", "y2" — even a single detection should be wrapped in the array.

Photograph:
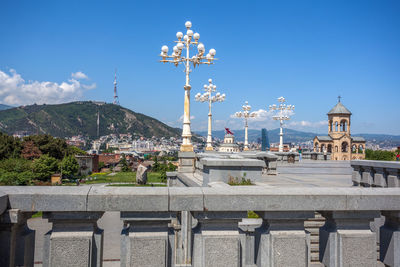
[{"x1": 0, "y1": 101, "x2": 181, "y2": 139}]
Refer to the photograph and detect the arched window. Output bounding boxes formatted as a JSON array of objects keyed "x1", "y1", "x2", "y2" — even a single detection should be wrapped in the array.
[
  {"x1": 335, "y1": 146, "x2": 338, "y2": 152},
  {"x1": 352, "y1": 145, "x2": 357, "y2": 153},
  {"x1": 335, "y1": 122, "x2": 338, "y2": 132},
  {"x1": 358, "y1": 145, "x2": 364, "y2": 153},
  {"x1": 315, "y1": 142, "x2": 319, "y2": 152},
  {"x1": 329, "y1": 120, "x2": 333, "y2": 132},
  {"x1": 321, "y1": 144, "x2": 326, "y2": 153},
  {"x1": 342, "y1": 142, "x2": 348, "y2": 152},
  {"x1": 340, "y1": 120, "x2": 347, "y2": 132},
  {"x1": 327, "y1": 144, "x2": 332, "y2": 153}
]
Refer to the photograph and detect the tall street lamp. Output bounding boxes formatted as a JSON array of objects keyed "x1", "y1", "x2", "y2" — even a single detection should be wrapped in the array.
[
  {"x1": 269, "y1": 96, "x2": 295, "y2": 152},
  {"x1": 195, "y1": 79, "x2": 226, "y2": 151},
  {"x1": 160, "y1": 21, "x2": 217, "y2": 152},
  {"x1": 234, "y1": 101, "x2": 257, "y2": 151}
]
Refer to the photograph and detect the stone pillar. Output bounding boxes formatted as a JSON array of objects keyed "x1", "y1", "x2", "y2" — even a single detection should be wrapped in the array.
[
  {"x1": 42, "y1": 211, "x2": 104, "y2": 267},
  {"x1": 352, "y1": 165, "x2": 362, "y2": 186},
  {"x1": 256, "y1": 211, "x2": 313, "y2": 267},
  {"x1": 120, "y1": 212, "x2": 175, "y2": 267},
  {"x1": 373, "y1": 167, "x2": 387, "y2": 187},
  {"x1": 387, "y1": 168, "x2": 399, "y2": 188},
  {"x1": 239, "y1": 218, "x2": 262, "y2": 267},
  {"x1": 192, "y1": 211, "x2": 246, "y2": 267},
  {"x1": 319, "y1": 211, "x2": 380, "y2": 266},
  {"x1": 0, "y1": 209, "x2": 35, "y2": 267},
  {"x1": 361, "y1": 166, "x2": 374, "y2": 187},
  {"x1": 178, "y1": 151, "x2": 196, "y2": 173},
  {"x1": 380, "y1": 211, "x2": 400, "y2": 266}
]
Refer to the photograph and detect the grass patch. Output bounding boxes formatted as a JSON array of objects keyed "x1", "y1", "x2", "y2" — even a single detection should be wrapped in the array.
[
  {"x1": 228, "y1": 177, "x2": 253, "y2": 186},
  {"x1": 107, "y1": 183, "x2": 166, "y2": 187},
  {"x1": 63, "y1": 172, "x2": 164, "y2": 185},
  {"x1": 247, "y1": 211, "x2": 260, "y2": 218},
  {"x1": 32, "y1": 211, "x2": 42, "y2": 218}
]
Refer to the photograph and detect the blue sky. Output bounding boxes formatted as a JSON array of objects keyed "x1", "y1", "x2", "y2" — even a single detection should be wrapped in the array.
[{"x1": 0, "y1": 0, "x2": 399, "y2": 134}]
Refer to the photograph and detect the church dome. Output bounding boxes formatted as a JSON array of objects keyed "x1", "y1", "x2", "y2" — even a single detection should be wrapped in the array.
[{"x1": 327, "y1": 101, "x2": 352, "y2": 115}]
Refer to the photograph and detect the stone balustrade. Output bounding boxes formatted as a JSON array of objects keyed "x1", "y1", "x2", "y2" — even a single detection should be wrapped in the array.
[
  {"x1": 301, "y1": 152, "x2": 331, "y2": 161},
  {"x1": 0, "y1": 186, "x2": 400, "y2": 266},
  {"x1": 351, "y1": 160, "x2": 400, "y2": 187}
]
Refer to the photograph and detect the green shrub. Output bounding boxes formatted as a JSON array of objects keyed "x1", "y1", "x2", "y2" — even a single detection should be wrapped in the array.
[
  {"x1": 32, "y1": 154, "x2": 59, "y2": 181},
  {"x1": 365, "y1": 149, "x2": 395, "y2": 161}
]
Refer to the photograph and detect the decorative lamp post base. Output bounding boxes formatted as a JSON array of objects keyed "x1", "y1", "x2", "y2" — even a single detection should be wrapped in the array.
[
  {"x1": 180, "y1": 144, "x2": 194, "y2": 152},
  {"x1": 205, "y1": 146, "x2": 213, "y2": 151}
]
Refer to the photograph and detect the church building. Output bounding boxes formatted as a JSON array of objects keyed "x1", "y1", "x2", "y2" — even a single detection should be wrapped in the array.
[{"x1": 313, "y1": 98, "x2": 366, "y2": 161}]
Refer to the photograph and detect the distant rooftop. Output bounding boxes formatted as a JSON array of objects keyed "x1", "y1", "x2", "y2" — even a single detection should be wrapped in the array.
[{"x1": 315, "y1": 136, "x2": 332, "y2": 141}]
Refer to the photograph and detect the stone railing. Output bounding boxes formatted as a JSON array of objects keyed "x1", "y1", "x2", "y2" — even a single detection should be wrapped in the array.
[
  {"x1": 351, "y1": 160, "x2": 400, "y2": 187},
  {"x1": 0, "y1": 186, "x2": 400, "y2": 266},
  {"x1": 301, "y1": 152, "x2": 331, "y2": 161}
]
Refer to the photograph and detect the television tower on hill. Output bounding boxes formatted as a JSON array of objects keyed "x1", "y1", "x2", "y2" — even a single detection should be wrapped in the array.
[{"x1": 113, "y1": 70, "x2": 120, "y2": 105}]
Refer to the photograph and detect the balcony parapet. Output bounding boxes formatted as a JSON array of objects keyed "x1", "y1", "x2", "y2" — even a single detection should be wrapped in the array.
[
  {"x1": 0, "y1": 186, "x2": 400, "y2": 266},
  {"x1": 351, "y1": 160, "x2": 400, "y2": 187}
]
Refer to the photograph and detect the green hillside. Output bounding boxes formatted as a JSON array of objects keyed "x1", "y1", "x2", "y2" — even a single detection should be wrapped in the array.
[{"x1": 0, "y1": 101, "x2": 181, "y2": 139}]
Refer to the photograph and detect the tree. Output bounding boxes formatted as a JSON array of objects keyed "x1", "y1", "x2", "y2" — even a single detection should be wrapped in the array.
[
  {"x1": 0, "y1": 158, "x2": 34, "y2": 185},
  {"x1": 32, "y1": 154, "x2": 59, "y2": 181},
  {"x1": 21, "y1": 140, "x2": 42, "y2": 160},
  {"x1": 24, "y1": 135, "x2": 67, "y2": 160},
  {"x1": 365, "y1": 149, "x2": 395, "y2": 161},
  {"x1": 0, "y1": 132, "x2": 21, "y2": 160},
  {"x1": 120, "y1": 155, "x2": 130, "y2": 172},
  {"x1": 60, "y1": 155, "x2": 79, "y2": 178},
  {"x1": 152, "y1": 157, "x2": 160, "y2": 172}
]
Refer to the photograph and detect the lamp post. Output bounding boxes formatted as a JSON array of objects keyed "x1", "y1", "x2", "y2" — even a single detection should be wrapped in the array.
[
  {"x1": 234, "y1": 101, "x2": 257, "y2": 151},
  {"x1": 159, "y1": 21, "x2": 217, "y2": 152},
  {"x1": 269, "y1": 96, "x2": 295, "y2": 152},
  {"x1": 195, "y1": 79, "x2": 226, "y2": 151}
]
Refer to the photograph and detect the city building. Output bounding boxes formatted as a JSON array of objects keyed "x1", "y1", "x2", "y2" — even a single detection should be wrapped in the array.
[
  {"x1": 313, "y1": 98, "x2": 366, "y2": 160},
  {"x1": 219, "y1": 129, "x2": 239, "y2": 152}
]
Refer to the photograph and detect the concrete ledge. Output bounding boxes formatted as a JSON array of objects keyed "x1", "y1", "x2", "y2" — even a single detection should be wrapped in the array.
[
  {"x1": 1, "y1": 186, "x2": 400, "y2": 212},
  {"x1": 87, "y1": 187, "x2": 169, "y2": 211},
  {"x1": 200, "y1": 158, "x2": 266, "y2": 167},
  {"x1": 0, "y1": 186, "x2": 90, "y2": 212},
  {"x1": 169, "y1": 187, "x2": 203, "y2": 211},
  {"x1": 201, "y1": 187, "x2": 400, "y2": 211}
]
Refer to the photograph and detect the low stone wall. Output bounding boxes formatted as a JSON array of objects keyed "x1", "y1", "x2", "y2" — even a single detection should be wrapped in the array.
[
  {"x1": 272, "y1": 151, "x2": 300, "y2": 162},
  {"x1": 351, "y1": 160, "x2": 400, "y2": 187},
  {"x1": 0, "y1": 186, "x2": 400, "y2": 266},
  {"x1": 301, "y1": 152, "x2": 331, "y2": 160}
]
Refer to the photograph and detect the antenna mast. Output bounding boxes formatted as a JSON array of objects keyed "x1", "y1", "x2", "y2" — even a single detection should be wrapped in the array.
[
  {"x1": 97, "y1": 110, "x2": 100, "y2": 137},
  {"x1": 113, "y1": 69, "x2": 120, "y2": 105}
]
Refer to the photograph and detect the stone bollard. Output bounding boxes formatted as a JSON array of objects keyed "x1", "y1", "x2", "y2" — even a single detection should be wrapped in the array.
[
  {"x1": 192, "y1": 211, "x2": 247, "y2": 267},
  {"x1": 387, "y1": 168, "x2": 400, "y2": 188},
  {"x1": 255, "y1": 211, "x2": 313, "y2": 267},
  {"x1": 373, "y1": 167, "x2": 387, "y2": 187},
  {"x1": 0, "y1": 209, "x2": 35, "y2": 267},
  {"x1": 351, "y1": 165, "x2": 362, "y2": 186},
  {"x1": 380, "y1": 211, "x2": 400, "y2": 266},
  {"x1": 120, "y1": 211, "x2": 175, "y2": 267},
  {"x1": 361, "y1": 166, "x2": 374, "y2": 187},
  {"x1": 319, "y1": 211, "x2": 380, "y2": 266},
  {"x1": 42, "y1": 211, "x2": 104, "y2": 267}
]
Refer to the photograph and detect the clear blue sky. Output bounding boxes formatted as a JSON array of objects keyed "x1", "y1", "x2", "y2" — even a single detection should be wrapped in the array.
[{"x1": 1, "y1": 0, "x2": 399, "y2": 134}]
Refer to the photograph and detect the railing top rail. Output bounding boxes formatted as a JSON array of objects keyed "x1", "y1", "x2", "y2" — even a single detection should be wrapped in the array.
[
  {"x1": 351, "y1": 160, "x2": 400, "y2": 169},
  {"x1": 0, "y1": 186, "x2": 400, "y2": 213}
]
